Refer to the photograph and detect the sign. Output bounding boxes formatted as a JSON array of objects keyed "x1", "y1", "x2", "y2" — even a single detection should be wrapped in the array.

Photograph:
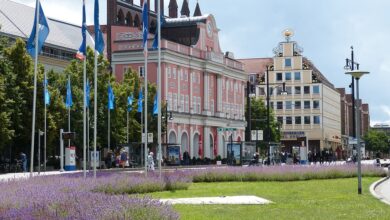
[
  {"x1": 283, "y1": 131, "x2": 305, "y2": 139},
  {"x1": 62, "y1": 132, "x2": 76, "y2": 140},
  {"x1": 349, "y1": 137, "x2": 358, "y2": 145},
  {"x1": 167, "y1": 145, "x2": 181, "y2": 165},
  {"x1": 64, "y1": 146, "x2": 76, "y2": 171},
  {"x1": 251, "y1": 130, "x2": 263, "y2": 141},
  {"x1": 142, "y1": 133, "x2": 154, "y2": 143},
  {"x1": 90, "y1": 151, "x2": 100, "y2": 168},
  {"x1": 217, "y1": 128, "x2": 237, "y2": 132}
]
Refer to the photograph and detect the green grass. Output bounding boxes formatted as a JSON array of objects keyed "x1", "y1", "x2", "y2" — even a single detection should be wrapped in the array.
[{"x1": 149, "y1": 177, "x2": 390, "y2": 220}]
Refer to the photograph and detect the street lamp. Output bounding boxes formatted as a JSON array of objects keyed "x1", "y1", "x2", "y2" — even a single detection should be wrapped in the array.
[
  {"x1": 264, "y1": 65, "x2": 287, "y2": 165},
  {"x1": 345, "y1": 69, "x2": 369, "y2": 195},
  {"x1": 162, "y1": 101, "x2": 173, "y2": 149}
]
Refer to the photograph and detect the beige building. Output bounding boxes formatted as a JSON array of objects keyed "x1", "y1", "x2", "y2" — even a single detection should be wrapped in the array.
[{"x1": 240, "y1": 32, "x2": 341, "y2": 156}]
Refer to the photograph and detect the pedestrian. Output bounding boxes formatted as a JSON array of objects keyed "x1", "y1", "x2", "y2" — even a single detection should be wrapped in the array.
[
  {"x1": 120, "y1": 150, "x2": 127, "y2": 168},
  {"x1": 20, "y1": 152, "x2": 27, "y2": 172},
  {"x1": 147, "y1": 152, "x2": 155, "y2": 171},
  {"x1": 105, "y1": 150, "x2": 112, "y2": 169}
]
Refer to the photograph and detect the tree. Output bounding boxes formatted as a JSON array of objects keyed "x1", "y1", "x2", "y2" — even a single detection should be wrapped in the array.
[
  {"x1": 247, "y1": 97, "x2": 280, "y2": 153},
  {"x1": 363, "y1": 130, "x2": 389, "y2": 156}
]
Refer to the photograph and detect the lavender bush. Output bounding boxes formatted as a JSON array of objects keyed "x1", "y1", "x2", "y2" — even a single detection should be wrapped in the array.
[
  {"x1": 189, "y1": 165, "x2": 386, "y2": 182},
  {"x1": 0, "y1": 172, "x2": 183, "y2": 220}
]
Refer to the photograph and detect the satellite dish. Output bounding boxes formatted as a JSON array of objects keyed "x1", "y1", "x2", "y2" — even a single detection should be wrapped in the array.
[{"x1": 282, "y1": 28, "x2": 294, "y2": 42}]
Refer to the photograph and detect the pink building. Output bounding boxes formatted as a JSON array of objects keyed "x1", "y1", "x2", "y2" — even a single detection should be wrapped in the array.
[{"x1": 109, "y1": 1, "x2": 247, "y2": 159}]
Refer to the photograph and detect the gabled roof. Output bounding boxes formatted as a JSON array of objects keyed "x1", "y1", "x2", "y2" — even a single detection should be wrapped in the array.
[
  {"x1": 0, "y1": 0, "x2": 94, "y2": 51},
  {"x1": 239, "y1": 58, "x2": 273, "y2": 76}
]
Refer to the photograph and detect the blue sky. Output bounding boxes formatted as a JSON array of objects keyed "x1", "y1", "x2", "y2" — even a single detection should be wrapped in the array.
[{"x1": 12, "y1": 0, "x2": 390, "y2": 125}]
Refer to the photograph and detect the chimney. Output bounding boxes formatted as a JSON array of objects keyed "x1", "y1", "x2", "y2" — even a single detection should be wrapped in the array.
[
  {"x1": 181, "y1": 0, "x2": 190, "y2": 17},
  {"x1": 169, "y1": 0, "x2": 178, "y2": 18}
]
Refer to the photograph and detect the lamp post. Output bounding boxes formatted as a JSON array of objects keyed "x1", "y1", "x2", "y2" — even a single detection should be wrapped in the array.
[
  {"x1": 265, "y1": 65, "x2": 287, "y2": 165},
  {"x1": 345, "y1": 46, "x2": 360, "y2": 155},
  {"x1": 345, "y1": 70, "x2": 369, "y2": 195},
  {"x1": 162, "y1": 101, "x2": 173, "y2": 155}
]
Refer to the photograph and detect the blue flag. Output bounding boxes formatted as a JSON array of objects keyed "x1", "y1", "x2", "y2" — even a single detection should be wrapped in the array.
[
  {"x1": 76, "y1": 0, "x2": 87, "y2": 60},
  {"x1": 65, "y1": 78, "x2": 72, "y2": 109},
  {"x1": 142, "y1": 1, "x2": 149, "y2": 55},
  {"x1": 43, "y1": 77, "x2": 50, "y2": 106},
  {"x1": 94, "y1": 0, "x2": 105, "y2": 54},
  {"x1": 127, "y1": 95, "x2": 133, "y2": 112},
  {"x1": 85, "y1": 79, "x2": 90, "y2": 108},
  {"x1": 137, "y1": 89, "x2": 143, "y2": 113},
  {"x1": 153, "y1": 93, "x2": 158, "y2": 115},
  {"x1": 26, "y1": 0, "x2": 50, "y2": 58},
  {"x1": 152, "y1": 14, "x2": 165, "y2": 50},
  {"x1": 108, "y1": 84, "x2": 115, "y2": 110}
]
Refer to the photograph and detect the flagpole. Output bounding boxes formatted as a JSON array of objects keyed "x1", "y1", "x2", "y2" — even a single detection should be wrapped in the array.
[
  {"x1": 44, "y1": 71, "x2": 47, "y2": 172},
  {"x1": 93, "y1": 51, "x2": 98, "y2": 179},
  {"x1": 127, "y1": 109, "x2": 129, "y2": 144},
  {"x1": 144, "y1": 54, "x2": 148, "y2": 177},
  {"x1": 83, "y1": 56, "x2": 87, "y2": 178},
  {"x1": 108, "y1": 84, "x2": 110, "y2": 153},
  {"x1": 68, "y1": 76, "x2": 71, "y2": 148},
  {"x1": 87, "y1": 107, "x2": 90, "y2": 170},
  {"x1": 30, "y1": 0, "x2": 40, "y2": 177},
  {"x1": 157, "y1": 0, "x2": 162, "y2": 179}
]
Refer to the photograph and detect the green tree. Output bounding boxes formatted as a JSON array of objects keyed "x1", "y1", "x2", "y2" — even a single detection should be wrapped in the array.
[
  {"x1": 247, "y1": 97, "x2": 280, "y2": 153},
  {"x1": 363, "y1": 130, "x2": 389, "y2": 156}
]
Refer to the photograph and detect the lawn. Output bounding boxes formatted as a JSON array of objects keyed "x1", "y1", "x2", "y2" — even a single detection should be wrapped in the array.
[{"x1": 150, "y1": 177, "x2": 390, "y2": 220}]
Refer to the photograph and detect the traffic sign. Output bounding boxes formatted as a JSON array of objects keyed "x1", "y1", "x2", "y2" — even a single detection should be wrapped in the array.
[
  {"x1": 349, "y1": 137, "x2": 357, "y2": 145},
  {"x1": 142, "y1": 133, "x2": 153, "y2": 143}
]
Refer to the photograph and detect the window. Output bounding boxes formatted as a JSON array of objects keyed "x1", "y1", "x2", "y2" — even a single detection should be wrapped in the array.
[
  {"x1": 173, "y1": 94, "x2": 178, "y2": 111},
  {"x1": 304, "y1": 116, "x2": 311, "y2": 124},
  {"x1": 285, "y1": 72, "x2": 291, "y2": 81},
  {"x1": 270, "y1": 102, "x2": 274, "y2": 109},
  {"x1": 313, "y1": 100, "x2": 320, "y2": 109},
  {"x1": 313, "y1": 116, "x2": 321, "y2": 124},
  {"x1": 167, "y1": 67, "x2": 171, "y2": 78},
  {"x1": 304, "y1": 101, "x2": 311, "y2": 109},
  {"x1": 259, "y1": 87, "x2": 265, "y2": 95},
  {"x1": 276, "y1": 73, "x2": 283, "y2": 81},
  {"x1": 313, "y1": 85, "x2": 320, "y2": 94},
  {"x1": 138, "y1": 66, "x2": 144, "y2": 78},
  {"x1": 168, "y1": 93, "x2": 172, "y2": 111},
  {"x1": 277, "y1": 116, "x2": 283, "y2": 125},
  {"x1": 295, "y1": 101, "x2": 301, "y2": 109},
  {"x1": 285, "y1": 58, "x2": 292, "y2": 67},
  {"x1": 295, "y1": 116, "x2": 301, "y2": 124},
  {"x1": 249, "y1": 74, "x2": 256, "y2": 84},
  {"x1": 294, "y1": 72, "x2": 301, "y2": 80},
  {"x1": 277, "y1": 101, "x2": 283, "y2": 110},
  {"x1": 269, "y1": 87, "x2": 274, "y2": 95},
  {"x1": 286, "y1": 116, "x2": 292, "y2": 125},
  {"x1": 304, "y1": 86, "x2": 310, "y2": 94},
  {"x1": 173, "y1": 68, "x2": 176, "y2": 79},
  {"x1": 286, "y1": 86, "x2": 292, "y2": 95},
  {"x1": 185, "y1": 95, "x2": 189, "y2": 112},
  {"x1": 285, "y1": 101, "x2": 292, "y2": 110},
  {"x1": 294, "y1": 86, "x2": 301, "y2": 95}
]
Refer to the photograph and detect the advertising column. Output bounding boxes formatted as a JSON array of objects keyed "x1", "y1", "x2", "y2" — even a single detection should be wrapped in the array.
[{"x1": 64, "y1": 146, "x2": 76, "y2": 171}]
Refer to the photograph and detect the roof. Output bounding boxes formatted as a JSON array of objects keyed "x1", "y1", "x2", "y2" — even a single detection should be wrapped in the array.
[
  {"x1": 0, "y1": 0, "x2": 94, "y2": 51},
  {"x1": 238, "y1": 58, "x2": 273, "y2": 75},
  {"x1": 302, "y1": 57, "x2": 334, "y2": 89}
]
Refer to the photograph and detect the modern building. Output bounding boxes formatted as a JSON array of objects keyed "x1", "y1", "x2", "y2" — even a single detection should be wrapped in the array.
[
  {"x1": 0, "y1": 0, "x2": 93, "y2": 72},
  {"x1": 371, "y1": 124, "x2": 390, "y2": 136},
  {"x1": 105, "y1": 0, "x2": 247, "y2": 159},
  {"x1": 240, "y1": 31, "x2": 342, "y2": 157}
]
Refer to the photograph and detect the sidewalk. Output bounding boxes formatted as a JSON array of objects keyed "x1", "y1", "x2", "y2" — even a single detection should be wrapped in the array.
[
  {"x1": 0, "y1": 170, "x2": 80, "y2": 182},
  {"x1": 372, "y1": 169, "x2": 390, "y2": 205}
]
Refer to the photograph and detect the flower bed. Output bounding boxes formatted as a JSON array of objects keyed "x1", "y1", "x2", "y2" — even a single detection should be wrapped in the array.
[
  {"x1": 0, "y1": 172, "x2": 185, "y2": 220},
  {"x1": 190, "y1": 165, "x2": 386, "y2": 182}
]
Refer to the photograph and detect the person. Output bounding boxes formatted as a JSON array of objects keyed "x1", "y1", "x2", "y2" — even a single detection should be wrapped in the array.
[
  {"x1": 147, "y1": 152, "x2": 155, "y2": 171},
  {"x1": 120, "y1": 150, "x2": 127, "y2": 168},
  {"x1": 105, "y1": 150, "x2": 113, "y2": 169},
  {"x1": 20, "y1": 152, "x2": 27, "y2": 172},
  {"x1": 249, "y1": 153, "x2": 259, "y2": 166},
  {"x1": 183, "y1": 151, "x2": 190, "y2": 166}
]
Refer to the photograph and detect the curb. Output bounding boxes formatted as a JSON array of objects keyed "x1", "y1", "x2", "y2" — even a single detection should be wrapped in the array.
[{"x1": 369, "y1": 176, "x2": 390, "y2": 206}]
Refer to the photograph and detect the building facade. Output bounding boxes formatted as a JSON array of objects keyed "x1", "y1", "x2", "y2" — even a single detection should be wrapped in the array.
[
  {"x1": 240, "y1": 32, "x2": 342, "y2": 157},
  {"x1": 107, "y1": 0, "x2": 247, "y2": 159}
]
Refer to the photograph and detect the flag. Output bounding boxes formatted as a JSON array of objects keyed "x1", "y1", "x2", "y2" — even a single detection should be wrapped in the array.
[
  {"x1": 85, "y1": 79, "x2": 90, "y2": 108},
  {"x1": 153, "y1": 93, "x2": 158, "y2": 115},
  {"x1": 65, "y1": 78, "x2": 72, "y2": 109},
  {"x1": 108, "y1": 84, "x2": 115, "y2": 110},
  {"x1": 142, "y1": 0, "x2": 149, "y2": 56},
  {"x1": 43, "y1": 77, "x2": 50, "y2": 106},
  {"x1": 127, "y1": 95, "x2": 133, "y2": 112},
  {"x1": 152, "y1": 14, "x2": 165, "y2": 50},
  {"x1": 94, "y1": 0, "x2": 105, "y2": 54},
  {"x1": 137, "y1": 89, "x2": 143, "y2": 113},
  {"x1": 76, "y1": 0, "x2": 87, "y2": 60},
  {"x1": 26, "y1": 0, "x2": 50, "y2": 58}
]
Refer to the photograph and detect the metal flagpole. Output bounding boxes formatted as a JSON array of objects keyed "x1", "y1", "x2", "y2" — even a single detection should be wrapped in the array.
[
  {"x1": 127, "y1": 110, "x2": 129, "y2": 144},
  {"x1": 157, "y1": 0, "x2": 162, "y2": 179},
  {"x1": 44, "y1": 71, "x2": 47, "y2": 172},
  {"x1": 144, "y1": 56, "x2": 148, "y2": 177},
  {"x1": 87, "y1": 108, "x2": 90, "y2": 170},
  {"x1": 68, "y1": 76, "x2": 71, "y2": 148},
  {"x1": 93, "y1": 51, "x2": 98, "y2": 179},
  {"x1": 83, "y1": 55, "x2": 87, "y2": 178},
  {"x1": 108, "y1": 82, "x2": 111, "y2": 152},
  {"x1": 30, "y1": 0, "x2": 40, "y2": 177}
]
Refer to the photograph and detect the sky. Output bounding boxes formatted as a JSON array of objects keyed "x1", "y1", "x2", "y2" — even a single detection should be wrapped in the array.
[{"x1": 11, "y1": 0, "x2": 390, "y2": 126}]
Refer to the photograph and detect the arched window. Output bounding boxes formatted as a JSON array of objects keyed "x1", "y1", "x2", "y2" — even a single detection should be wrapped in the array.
[
  {"x1": 125, "y1": 12, "x2": 132, "y2": 26},
  {"x1": 117, "y1": 9, "x2": 124, "y2": 25},
  {"x1": 150, "y1": 20, "x2": 156, "y2": 34},
  {"x1": 134, "y1": 14, "x2": 140, "y2": 28}
]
